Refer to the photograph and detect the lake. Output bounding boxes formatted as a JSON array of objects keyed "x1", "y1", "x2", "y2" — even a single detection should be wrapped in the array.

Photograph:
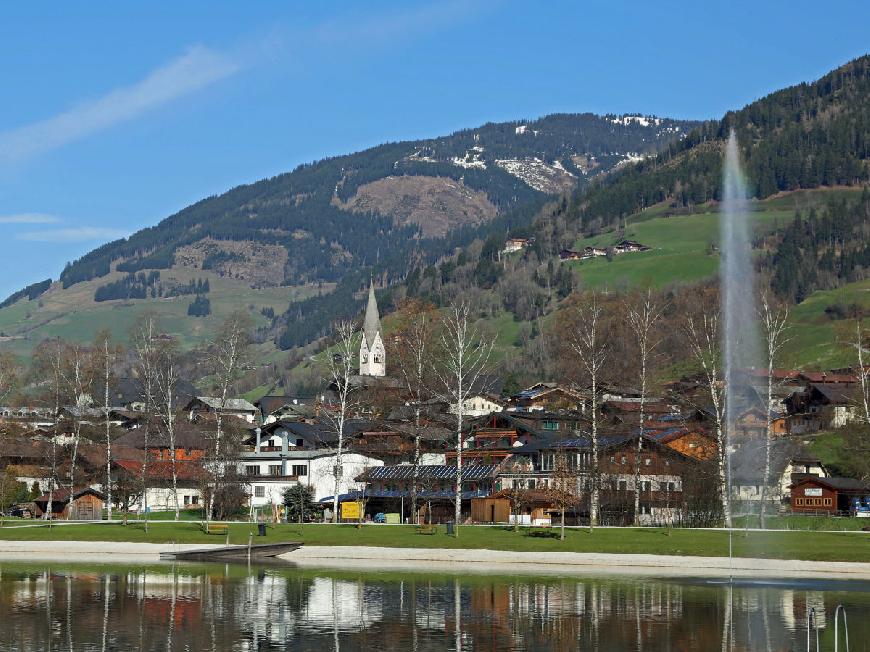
[{"x1": 1, "y1": 561, "x2": 869, "y2": 650}]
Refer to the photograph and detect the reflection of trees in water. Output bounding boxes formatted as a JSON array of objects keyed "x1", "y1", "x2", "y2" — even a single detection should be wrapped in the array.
[{"x1": 1, "y1": 567, "x2": 869, "y2": 651}]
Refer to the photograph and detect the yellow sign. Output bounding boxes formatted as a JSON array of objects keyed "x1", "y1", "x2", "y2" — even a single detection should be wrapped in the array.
[{"x1": 341, "y1": 501, "x2": 361, "y2": 520}]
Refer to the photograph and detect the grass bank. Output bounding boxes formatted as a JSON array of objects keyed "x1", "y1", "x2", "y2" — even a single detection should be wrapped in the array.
[{"x1": 0, "y1": 522, "x2": 868, "y2": 563}]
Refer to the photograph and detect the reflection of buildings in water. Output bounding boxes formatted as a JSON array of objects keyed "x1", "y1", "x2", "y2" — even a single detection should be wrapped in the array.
[
  {"x1": 780, "y1": 589, "x2": 827, "y2": 632},
  {"x1": 304, "y1": 577, "x2": 385, "y2": 629}
]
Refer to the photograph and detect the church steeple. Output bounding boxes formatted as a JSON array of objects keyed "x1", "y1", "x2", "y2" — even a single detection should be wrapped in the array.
[{"x1": 359, "y1": 279, "x2": 386, "y2": 376}]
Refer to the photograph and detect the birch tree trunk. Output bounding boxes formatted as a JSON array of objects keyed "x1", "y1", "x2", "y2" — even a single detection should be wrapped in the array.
[
  {"x1": 102, "y1": 337, "x2": 114, "y2": 521},
  {"x1": 434, "y1": 302, "x2": 493, "y2": 538},
  {"x1": 325, "y1": 320, "x2": 358, "y2": 524},
  {"x1": 759, "y1": 294, "x2": 789, "y2": 529},
  {"x1": 626, "y1": 290, "x2": 664, "y2": 526},
  {"x1": 568, "y1": 293, "x2": 609, "y2": 531},
  {"x1": 686, "y1": 314, "x2": 730, "y2": 525}
]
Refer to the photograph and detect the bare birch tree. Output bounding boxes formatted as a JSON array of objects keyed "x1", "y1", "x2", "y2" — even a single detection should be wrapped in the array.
[
  {"x1": 433, "y1": 302, "x2": 493, "y2": 537},
  {"x1": 132, "y1": 315, "x2": 160, "y2": 525},
  {"x1": 204, "y1": 312, "x2": 251, "y2": 522},
  {"x1": 32, "y1": 340, "x2": 63, "y2": 523},
  {"x1": 156, "y1": 338, "x2": 182, "y2": 520},
  {"x1": 758, "y1": 293, "x2": 790, "y2": 528},
  {"x1": 567, "y1": 293, "x2": 609, "y2": 530},
  {"x1": 852, "y1": 320, "x2": 870, "y2": 424},
  {"x1": 93, "y1": 330, "x2": 121, "y2": 521},
  {"x1": 625, "y1": 289, "x2": 664, "y2": 526},
  {"x1": 58, "y1": 342, "x2": 95, "y2": 517},
  {"x1": 394, "y1": 301, "x2": 435, "y2": 523},
  {"x1": 685, "y1": 313, "x2": 730, "y2": 526},
  {"x1": 323, "y1": 320, "x2": 358, "y2": 524}
]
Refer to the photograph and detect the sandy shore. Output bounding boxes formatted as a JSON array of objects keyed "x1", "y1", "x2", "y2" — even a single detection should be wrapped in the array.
[
  {"x1": 3, "y1": 541, "x2": 870, "y2": 580},
  {"x1": 281, "y1": 546, "x2": 870, "y2": 580}
]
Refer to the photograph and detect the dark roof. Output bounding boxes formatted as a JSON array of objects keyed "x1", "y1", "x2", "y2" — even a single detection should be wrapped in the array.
[
  {"x1": 34, "y1": 487, "x2": 106, "y2": 504},
  {"x1": 114, "y1": 424, "x2": 209, "y2": 450},
  {"x1": 809, "y1": 383, "x2": 858, "y2": 405},
  {"x1": 359, "y1": 464, "x2": 498, "y2": 482},
  {"x1": 318, "y1": 489, "x2": 491, "y2": 503},
  {"x1": 791, "y1": 476, "x2": 868, "y2": 492},
  {"x1": 115, "y1": 459, "x2": 205, "y2": 482}
]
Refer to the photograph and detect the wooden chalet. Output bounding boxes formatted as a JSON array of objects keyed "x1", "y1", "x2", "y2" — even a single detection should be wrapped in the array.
[
  {"x1": 789, "y1": 476, "x2": 868, "y2": 515},
  {"x1": 507, "y1": 383, "x2": 587, "y2": 412},
  {"x1": 34, "y1": 487, "x2": 105, "y2": 520}
]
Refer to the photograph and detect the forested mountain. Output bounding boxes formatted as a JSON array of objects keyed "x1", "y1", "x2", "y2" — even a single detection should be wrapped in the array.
[
  {"x1": 566, "y1": 56, "x2": 870, "y2": 235},
  {"x1": 0, "y1": 112, "x2": 697, "y2": 354}
]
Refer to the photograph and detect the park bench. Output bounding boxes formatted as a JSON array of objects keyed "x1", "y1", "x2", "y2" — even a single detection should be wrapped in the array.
[{"x1": 201, "y1": 523, "x2": 228, "y2": 536}]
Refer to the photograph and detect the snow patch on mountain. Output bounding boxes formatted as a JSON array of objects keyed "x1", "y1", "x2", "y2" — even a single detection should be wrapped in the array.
[{"x1": 495, "y1": 157, "x2": 576, "y2": 193}]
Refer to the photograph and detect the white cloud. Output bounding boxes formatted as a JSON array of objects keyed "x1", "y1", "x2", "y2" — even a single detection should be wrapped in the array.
[
  {"x1": 0, "y1": 45, "x2": 241, "y2": 165},
  {"x1": 17, "y1": 227, "x2": 128, "y2": 243},
  {"x1": 0, "y1": 213, "x2": 61, "y2": 224}
]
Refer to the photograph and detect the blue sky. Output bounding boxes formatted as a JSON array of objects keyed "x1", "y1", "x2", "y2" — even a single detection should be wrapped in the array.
[{"x1": 1, "y1": 1, "x2": 868, "y2": 299}]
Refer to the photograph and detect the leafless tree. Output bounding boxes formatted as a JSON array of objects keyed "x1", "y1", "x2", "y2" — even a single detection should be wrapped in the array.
[
  {"x1": 852, "y1": 320, "x2": 870, "y2": 424},
  {"x1": 685, "y1": 313, "x2": 730, "y2": 525},
  {"x1": 625, "y1": 289, "x2": 664, "y2": 525},
  {"x1": 758, "y1": 292, "x2": 790, "y2": 528},
  {"x1": 323, "y1": 319, "x2": 358, "y2": 523},
  {"x1": 394, "y1": 301, "x2": 436, "y2": 523},
  {"x1": 0, "y1": 351, "x2": 19, "y2": 404},
  {"x1": 132, "y1": 315, "x2": 160, "y2": 525},
  {"x1": 433, "y1": 302, "x2": 494, "y2": 537},
  {"x1": 567, "y1": 292, "x2": 609, "y2": 529},
  {"x1": 204, "y1": 312, "x2": 251, "y2": 522},
  {"x1": 156, "y1": 338, "x2": 182, "y2": 520},
  {"x1": 32, "y1": 339, "x2": 64, "y2": 523},
  {"x1": 94, "y1": 330, "x2": 120, "y2": 520},
  {"x1": 546, "y1": 450, "x2": 578, "y2": 541},
  {"x1": 58, "y1": 341, "x2": 95, "y2": 517}
]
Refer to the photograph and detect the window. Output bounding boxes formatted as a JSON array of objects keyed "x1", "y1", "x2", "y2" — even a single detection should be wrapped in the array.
[
  {"x1": 640, "y1": 481, "x2": 651, "y2": 492},
  {"x1": 644, "y1": 458, "x2": 651, "y2": 466},
  {"x1": 540, "y1": 454, "x2": 554, "y2": 471},
  {"x1": 824, "y1": 498, "x2": 832, "y2": 506},
  {"x1": 183, "y1": 495, "x2": 190, "y2": 505},
  {"x1": 191, "y1": 495, "x2": 199, "y2": 505},
  {"x1": 269, "y1": 464, "x2": 282, "y2": 476},
  {"x1": 254, "y1": 486, "x2": 265, "y2": 498},
  {"x1": 795, "y1": 498, "x2": 804, "y2": 506},
  {"x1": 245, "y1": 466, "x2": 259, "y2": 476},
  {"x1": 542, "y1": 420, "x2": 559, "y2": 431},
  {"x1": 620, "y1": 456, "x2": 627, "y2": 465},
  {"x1": 618, "y1": 480, "x2": 628, "y2": 491},
  {"x1": 296, "y1": 438, "x2": 304, "y2": 447},
  {"x1": 292, "y1": 464, "x2": 307, "y2": 477},
  {"x1": 362, "y1": 353, "x2": 368, "y2": 363}
]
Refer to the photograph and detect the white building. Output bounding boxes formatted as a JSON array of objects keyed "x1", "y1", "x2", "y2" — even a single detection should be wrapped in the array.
[
  {"x1": 449, "y1": 394, "x2": 505, "y2": 417},
  {"x1": 239, "y1": 430, "x2": 383, "y2": 506},
  {"x1": 359, "y1": 280, "x2": 386, "y2": 377},
  {"x1": 185, "y1": 396, "x2": 258, "y2": 423}
]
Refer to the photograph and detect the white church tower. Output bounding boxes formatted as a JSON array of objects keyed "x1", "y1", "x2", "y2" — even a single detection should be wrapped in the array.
[{"x1": 359, "y1": 280, "x2": 386, "y2": 377}]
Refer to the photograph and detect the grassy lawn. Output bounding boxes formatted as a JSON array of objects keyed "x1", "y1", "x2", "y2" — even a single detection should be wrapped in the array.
[{"x1": 0, "y1": 522, "x2": 868, "y2": 562}]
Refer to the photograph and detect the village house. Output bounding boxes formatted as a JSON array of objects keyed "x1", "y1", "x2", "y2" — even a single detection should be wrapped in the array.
[
  {"x1": 33, "y1": 487, "x2": 105, "y2": 520},
  {"x1": 351, "y1": 463, "x2": 500, "y2": 524},
  {"x1": 501, "y1": 236, "x2": 534, "y2": 255},
  {"x1": 507, "y1": 383, "x2": 587, "y2": 412},
  {"x1": 112, "y1": 459, "x2": 205, "y2": 512},
  {"x1": 786, "y1": 383, "x2": 861, "y2": 431},
  {"x1": 497, "y1": 433, "x2": 703, "y2": 526},
  {"x1": 238, "y1": 426, "x2": 383, "y2": 506},
  {"x1": 644, "y1": 427, "x2": 718, "y2": 461},
  {"x1": 184, "y1": 396, "x2": 258, "y2": 424},
  {"x1": 612, "y1": 239, "x2": 650, "y2": 254},
  {"x1": 789, "y1": 476, "x2": 868, "y2": 515},
  {"x1": 254, "y1": 395, "x2": 317, "y2": 424}
]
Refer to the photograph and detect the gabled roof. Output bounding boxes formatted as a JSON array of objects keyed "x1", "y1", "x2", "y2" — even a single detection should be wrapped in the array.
[
  {"x1": 34, "y1": 487, "x2": 106, "y2": 504},
  {"x1": 790, "y1": 476, "x2": 867, "y2": 492},
  {"x1": 189, "y1": 397, "x2": 257, "y2": 412},
  {"x1": 358, "y1": 463, "x2": 498, "y2": 482}
]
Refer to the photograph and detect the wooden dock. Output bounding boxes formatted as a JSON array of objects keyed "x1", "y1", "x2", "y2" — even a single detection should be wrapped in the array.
[{"x1": 159, "y1": 542, "x2": 303, "y2": 562}]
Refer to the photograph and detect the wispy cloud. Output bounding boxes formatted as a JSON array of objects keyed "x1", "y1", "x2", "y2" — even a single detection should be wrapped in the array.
[
  {"x1": 17, "y1": 227, "x2": 128, "y2": 243},
  {"x1": 0, "y1": 213, "x2": 61, "y2": 224},
  {"x1": 0, "y1": 45, "x2": 241, "y2": 165}
]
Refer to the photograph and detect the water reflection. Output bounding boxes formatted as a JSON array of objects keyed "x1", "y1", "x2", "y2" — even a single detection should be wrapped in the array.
[{"x1": 1, "y1": 563, "x2": 868, "y2": 651}]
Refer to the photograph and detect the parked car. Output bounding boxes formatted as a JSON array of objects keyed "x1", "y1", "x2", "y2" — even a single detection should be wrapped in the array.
[{"x1": 10, "y1": 504, "x2": 34, "y2": 518}]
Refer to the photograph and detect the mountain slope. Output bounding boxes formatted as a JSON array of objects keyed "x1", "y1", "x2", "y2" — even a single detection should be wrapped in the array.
[{"x1": 0, "y1": 112, "x2": 698, "y2": 354}]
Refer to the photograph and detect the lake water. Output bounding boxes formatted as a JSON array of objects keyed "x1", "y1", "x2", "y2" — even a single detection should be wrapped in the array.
[{"x1": 1, "y1": 561, "x2": 869, "y2": 651}]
